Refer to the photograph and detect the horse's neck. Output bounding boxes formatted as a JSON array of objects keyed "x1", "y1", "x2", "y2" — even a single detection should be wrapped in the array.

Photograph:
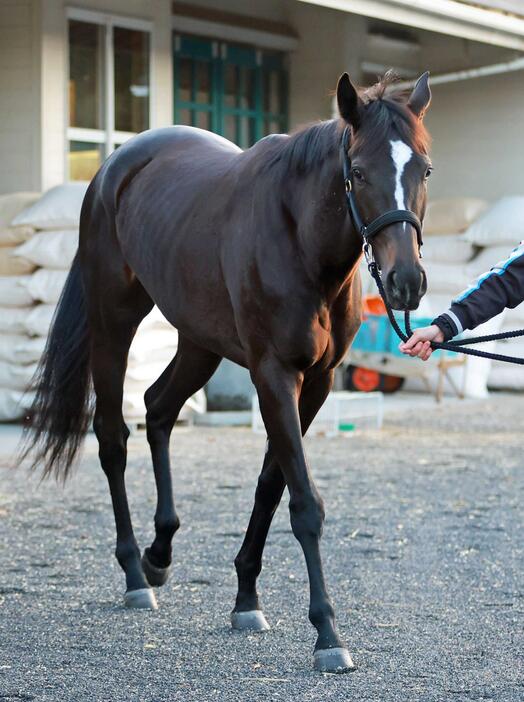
[{"x1": 291, "y1": 165, "x2": 363, "y2": 290}]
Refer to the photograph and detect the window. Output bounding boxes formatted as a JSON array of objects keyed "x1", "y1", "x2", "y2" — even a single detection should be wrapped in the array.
[
  {"x1": 67, "y1": 11, "x2": 151, "y2": 181},
  {"x1": 174, "y1": 35, "x2": 288, "y2": 149}
]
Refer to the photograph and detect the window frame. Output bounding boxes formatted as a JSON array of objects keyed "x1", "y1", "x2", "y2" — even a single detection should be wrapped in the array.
[
  {"x1": 66, "y1": 7, "x2": 154, "y2": 180},
  {"x1": 173, "y1": 34, "x2": 288, "y2": 149}
]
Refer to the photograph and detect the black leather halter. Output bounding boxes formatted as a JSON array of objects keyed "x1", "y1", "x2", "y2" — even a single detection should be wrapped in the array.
[{"x1": 341, "y1": 126, "x2": 423, "y2": 266}]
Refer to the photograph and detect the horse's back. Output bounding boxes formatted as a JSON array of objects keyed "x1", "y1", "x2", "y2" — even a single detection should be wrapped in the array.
[{"x1": 94, "y1": 126, "x2": 241, "y2": 216}]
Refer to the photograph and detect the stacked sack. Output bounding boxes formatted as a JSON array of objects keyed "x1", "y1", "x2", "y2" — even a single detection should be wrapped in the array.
[
  {"x1": 6, "y1": 183, "x2": 205, "y2": 425},
  {"x1": 402, "y1": 197, "x2": 509, "y2": 399},
  {"x1": 0, "y1": 192, "x2": 42, "y2": 420},
  {"x1": 459, "y1": 196, "x2": 524, "y2": 391}
]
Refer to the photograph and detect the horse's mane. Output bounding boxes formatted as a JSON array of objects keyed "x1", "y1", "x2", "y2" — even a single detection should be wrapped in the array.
[{"x1": 266, "y1": 72, "x2": 430, "y2": 174}]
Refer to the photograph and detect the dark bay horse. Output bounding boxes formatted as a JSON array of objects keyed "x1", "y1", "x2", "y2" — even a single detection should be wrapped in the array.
[{"x1": 23, "y1": 72, "x2": 432, "y2": 672}]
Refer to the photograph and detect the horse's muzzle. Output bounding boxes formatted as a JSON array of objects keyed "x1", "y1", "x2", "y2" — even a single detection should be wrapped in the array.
[{"x1": 385, "y1": 265, "x2": 427, "y2": 311}]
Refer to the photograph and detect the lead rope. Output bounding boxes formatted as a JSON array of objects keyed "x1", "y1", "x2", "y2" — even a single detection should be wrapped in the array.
[{"x1": 367, "y1": 261, "x2": 524, "y2": 365}]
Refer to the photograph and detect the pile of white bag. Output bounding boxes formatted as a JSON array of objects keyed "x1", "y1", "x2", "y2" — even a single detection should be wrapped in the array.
[
  {"x1": 0, "y1": 184, "x2": 204, "y2": 423},
  {"x1": 461, "y1": 196, "x2": 524, "y2": 391},
  {"x1": 401, "y1": 195, "x2": 524, "y2": 396}
]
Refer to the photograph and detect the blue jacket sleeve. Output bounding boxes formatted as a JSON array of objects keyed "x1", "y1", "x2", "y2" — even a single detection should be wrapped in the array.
[{"x1": 432, "y1": 242, "x2": 524, "y2": 340}]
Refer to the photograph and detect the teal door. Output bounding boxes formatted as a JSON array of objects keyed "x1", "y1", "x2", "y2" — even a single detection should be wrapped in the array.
[{"x1": 174, "y1": 34, "x2": 288, "y2": 148}]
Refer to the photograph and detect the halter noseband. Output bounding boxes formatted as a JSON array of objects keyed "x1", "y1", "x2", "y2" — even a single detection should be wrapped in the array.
[{"x1": 341, "y1": 126, "x2": 423, "y2": 267}]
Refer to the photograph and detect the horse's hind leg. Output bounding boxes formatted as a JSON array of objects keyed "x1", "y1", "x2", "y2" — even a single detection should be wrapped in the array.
[
  {"x1": 85, "y1": 238, "x2": 154, "y2": 607},
  {"x1": 141, "y1": 335, "x2": 221, "y2": 587}
]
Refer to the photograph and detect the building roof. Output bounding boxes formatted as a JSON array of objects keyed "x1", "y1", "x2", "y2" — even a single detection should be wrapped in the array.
[{"x1": 458, "y1": 1, "x2": 524, "y2": 19}]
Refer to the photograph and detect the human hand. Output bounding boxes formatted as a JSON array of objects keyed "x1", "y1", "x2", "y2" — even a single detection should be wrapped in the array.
[{"x1": 399, "y1": 324, "x2": 444, "y2": 361}]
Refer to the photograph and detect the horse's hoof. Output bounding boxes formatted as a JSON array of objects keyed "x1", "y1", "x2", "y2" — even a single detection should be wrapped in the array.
[
  {"x1": 123, "y1": 588, "x2": 158, "y2": 610},
  {"x1": 313, "y1": 647, "x2": 355, "y2": 673},
  {"x1": 142, "y1": 549, "x2": 171, "y2": 587},
  {"x1": 231, "y1": 610, "x2": 270, "y2": 632}
]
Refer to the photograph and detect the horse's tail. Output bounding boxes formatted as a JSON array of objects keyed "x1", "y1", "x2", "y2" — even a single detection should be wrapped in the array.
[{"x1": 19, "y1": 253, "x2": 93, "y2": 480}]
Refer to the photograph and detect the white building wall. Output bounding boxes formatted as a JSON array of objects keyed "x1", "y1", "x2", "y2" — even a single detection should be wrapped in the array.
[
  {"x1": 425, "y1": 70, "x2": 524, "y2": 202},
  {"x1": 287, "y1": 2, "x2": 365, "y2": 126},
  {"x1": 0, "y1": 0, "x2": 40, "y2": 194},
  {"x1": 2, "y1": 0, "x2": 173, "y2": 193}
]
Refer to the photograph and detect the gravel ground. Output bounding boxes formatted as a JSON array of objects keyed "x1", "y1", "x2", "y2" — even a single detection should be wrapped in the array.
[{"x1": 0, "y1": 394, "x2": 523, "y2": 702}]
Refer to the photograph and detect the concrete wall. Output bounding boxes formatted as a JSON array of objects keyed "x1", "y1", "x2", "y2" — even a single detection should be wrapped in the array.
[
  {"x1": 425, "y1": 70, "x2": 524, "y2": 202},
  {"x1": 0, "y1": 0, "x2": 40, "y2": 193},
  {"x1": 287, "y1": 2, "x2": 365, "y2": 126},
  {"x1": 0, "y1": 0, "x2": 173, "y2": 193}
]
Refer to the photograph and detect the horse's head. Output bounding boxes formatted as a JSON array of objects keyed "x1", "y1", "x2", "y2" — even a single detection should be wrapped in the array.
[{"x1": 337, "y1": 72, "x2": 432, "y2": 310}]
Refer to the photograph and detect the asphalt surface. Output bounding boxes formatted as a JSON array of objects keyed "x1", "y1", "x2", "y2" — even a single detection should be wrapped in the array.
[{"x1": 0, "y1": 395, "x2": 523, "y2": 701}]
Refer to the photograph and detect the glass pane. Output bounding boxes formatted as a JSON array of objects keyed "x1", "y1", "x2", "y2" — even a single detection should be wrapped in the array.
[
  {"x1": 178, "y1": 57, "x2": 192, "y2": 102},
  {"x1": 224, "y1": 114, "x2": 237, "y2": 144},
  {"x1": 264, "y1": 119, "x2": 282, "y2": 136},
  {"x1": 263, "y1": 70, "x2": 280, "y2": 114},
  {"x1": 68, "y1": 20, "x2": 104, "y2": 129},
  {"x1": 68, "y1": 141, "x2": 104, "y2": 181},
  {"x1": 238, "y1": 116, "x2": 256, "y2": 148},
  {"x1": 195, "y1": 61, "x2": 211, "y2": 104},
  {"x1": 238, "y1": 67, "x2": 255, "y2": 110},
  {"x1": 176, "y1": 108, "x2": 192, "y2": 126},
  {"x1": 224, "y1": 64, "x2": 237, "y2": 108},
  {"x1": 114, "y1": 27, "x2": 150, "y2": 133},
  {"x1": 195, "y1": 111, "x2": 210, "y2": 130}
]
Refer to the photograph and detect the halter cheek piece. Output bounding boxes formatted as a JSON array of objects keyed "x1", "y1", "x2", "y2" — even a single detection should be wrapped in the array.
[{"x1": 340, "y1": 126, "x2": 423, "y2": 269}]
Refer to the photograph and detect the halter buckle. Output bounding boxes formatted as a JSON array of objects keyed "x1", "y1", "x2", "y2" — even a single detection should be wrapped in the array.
[
  {"x1": 362, "y1": 240, "x2": 373, "y2": 266},
  {"x1": 345, "y1": 178, "x2": 352, "y2": 193}
]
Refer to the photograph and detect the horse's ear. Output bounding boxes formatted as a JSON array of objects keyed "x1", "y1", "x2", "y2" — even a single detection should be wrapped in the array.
[
  {"x1": 408, "y1": 71, "x2": 431, "y2": 119},
  {"x1": 336, "y1": 73, "x2": 362, "y2": 130}
]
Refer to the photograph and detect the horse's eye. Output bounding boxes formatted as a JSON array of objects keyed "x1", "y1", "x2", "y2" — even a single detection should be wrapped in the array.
[
  {"x1": 352, "y1": 168, "x2": 364, "y2": 182},
  {"x1": 424, "y1": 166, "x2": 433, "y2": 179}
]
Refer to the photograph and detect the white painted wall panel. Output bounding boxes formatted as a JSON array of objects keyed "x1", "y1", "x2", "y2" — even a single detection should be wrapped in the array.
[
  {"x1": 426, "y1": 70, "x2": 524, "y2": 201},
  {"x1": 0, "y1": 0, "x2": 39, "y2": 194}
]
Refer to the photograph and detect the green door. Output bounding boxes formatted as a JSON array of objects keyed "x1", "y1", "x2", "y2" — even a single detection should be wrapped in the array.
[{"x1": 174, "y1": 34, "x2": 288, "y2": 149}]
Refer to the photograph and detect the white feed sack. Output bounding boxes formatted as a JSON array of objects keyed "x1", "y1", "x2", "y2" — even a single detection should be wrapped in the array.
[
  {"x1": 463, "y1": 196, "x2": 524, "y2": 247},
  {"x1": 424, "y1": 198, "x2": 488, "y2": 235},
  {"x1": 0, "y1": 247, "x2": 35, "y2": 276},
  {"x1": 123, "y1": 307, "x2": 206, "y2": 424},
  {"x1": 0, "y1": 276, "x2": 34, "y2": 307},
  {"x1": 421, "y1": 236, "x2": 474, "y2": 264},
  {"x1": 0, "y1": 307, "x2": 36, "y2": 334},
  {"x1": 0, "y1": 361, "x2": 36, "y2": 391},
  {"x1": 11, "y1": 182, "x2": 88, "y2": 230},
  {"x1": 14, "y1": 229, "x2": 78, "y2": 270},
  {"x1": 26, "y1": 269, "x2": 68, "y2": 305},
  {"x1": 422, "y1": 261, "x2": 473, "y2": 295},
  {"x1": 0, "y1": 335, "x2": 46, "y2": 364},
  {"x1": 0, "y1": 192, "x2": 40, "y2": 246},
  {"x1": 0, "y1": 389, "x2": 35, "y2": 422},
  {"x1": 24, "y1": 304, "x2": 55, "y2": 337}
]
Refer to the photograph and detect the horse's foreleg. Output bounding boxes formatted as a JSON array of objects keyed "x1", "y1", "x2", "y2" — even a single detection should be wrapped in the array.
[
  {"x1": 232, "y1": 371, "x2": 335, "y2": 632},
  {"x1": 251, "y1": 360, "x2": 354, "y2": 673},
  {"x1": 143, "y1": 336, "x2": 221, "y2": 586},
  {"x1": 232, "y1": 448, "x2": 284, "y2": 631}
]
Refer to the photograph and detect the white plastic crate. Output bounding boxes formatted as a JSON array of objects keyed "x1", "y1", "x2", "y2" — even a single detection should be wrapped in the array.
[{"x1": 251, "y1": 391, "x2": 383, "y2": 436}]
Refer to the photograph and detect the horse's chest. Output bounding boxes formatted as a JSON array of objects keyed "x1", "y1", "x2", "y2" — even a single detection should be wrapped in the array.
[{"x1": 308, "y1": 307, "x2": 361, "y2": 372}]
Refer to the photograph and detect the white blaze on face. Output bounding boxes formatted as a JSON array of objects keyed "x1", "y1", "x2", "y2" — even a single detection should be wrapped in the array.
[{"x1": 390, "y1": 140, "x2": 413, "y2": 229}]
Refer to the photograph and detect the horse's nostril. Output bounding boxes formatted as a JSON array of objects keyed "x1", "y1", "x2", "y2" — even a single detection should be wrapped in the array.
[{"x1": 390, "y1": 270, "x2": 399, "y2": 291}]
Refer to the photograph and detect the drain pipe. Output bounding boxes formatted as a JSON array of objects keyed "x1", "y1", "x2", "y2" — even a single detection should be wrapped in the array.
[{"x1": 398, "y1": 55, "x2": 524, "y2": 87}]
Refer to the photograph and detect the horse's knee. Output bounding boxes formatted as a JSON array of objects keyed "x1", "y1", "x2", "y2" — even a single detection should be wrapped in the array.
[
  {"x1": 289, "y1": 492, "x2": 325, "y2": 540},
  {"x1": 309, "y1": 600, "x2": 335, "y2": 629},
  {"x1": 154, "y1": 514, "x2": 180, "y2": 540},
  {"x1": 115, "y1": 538, "x2": 140, "y2": 568}
]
